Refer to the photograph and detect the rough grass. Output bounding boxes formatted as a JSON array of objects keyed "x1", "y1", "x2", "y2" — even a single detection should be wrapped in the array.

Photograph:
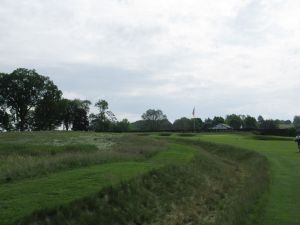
[
  {"x1": 0, "y1": 132, "x2": 166, "y2": 183},
  {"x1": 0, "y1": 132, "x2": 270, "y2": 225},
  {"x1": 0, "y1": 140, "x2": 196, "y2": 225},
  {"x1": 16, "y1": 138, "x2": 269, "y2": 225}
]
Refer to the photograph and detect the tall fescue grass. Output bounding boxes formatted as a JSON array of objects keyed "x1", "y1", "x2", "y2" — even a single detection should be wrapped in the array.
[
  {"x1": 17, "y1": 138, "x2": 269, "y2": 225},
  {"x1": 0, "y1": 133, "x2": 166, "y2": 183}
]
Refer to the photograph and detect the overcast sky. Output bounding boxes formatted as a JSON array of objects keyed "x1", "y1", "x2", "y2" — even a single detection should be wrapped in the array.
[{"x1": 1, "y1": 0, "x2": 300, "y2": 122}]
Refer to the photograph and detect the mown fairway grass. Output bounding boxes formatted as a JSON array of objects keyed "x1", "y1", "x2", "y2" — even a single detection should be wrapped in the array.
[{"x1": 195, "y1": 133, "x2": 300, "y2": 225}]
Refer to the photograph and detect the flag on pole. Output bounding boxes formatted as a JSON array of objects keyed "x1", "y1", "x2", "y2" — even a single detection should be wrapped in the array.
[{"x1": 192, "y1": 107, "x2": 195, "y2": 117}]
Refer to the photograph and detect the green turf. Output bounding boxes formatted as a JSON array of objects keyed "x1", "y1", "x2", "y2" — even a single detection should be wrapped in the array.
[
  {"x1": 196, "y1": 133, "x2": 300, "y2": 225},
  {"x1": 0, "y1": 132, "x2": 289, "y2": 224},
  {"x1": 0, "y1": 132, "x2": 167, "y2": 183},
  {"x1": 0, "y1": 143, "x2": 197, "y2": 225}
]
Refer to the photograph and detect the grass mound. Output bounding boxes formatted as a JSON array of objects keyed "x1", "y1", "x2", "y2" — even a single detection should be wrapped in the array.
[
  {"x1": 0, "y1": 133, "x2": 166, "y2": 183},
  {"x1": 17, "y1": 139, "x2": 269, "y2": 225}
]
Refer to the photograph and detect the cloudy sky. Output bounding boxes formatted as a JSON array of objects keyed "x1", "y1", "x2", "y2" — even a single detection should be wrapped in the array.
[{"x1": 1, "y1": 0, "x2": 300, "y2": 122}]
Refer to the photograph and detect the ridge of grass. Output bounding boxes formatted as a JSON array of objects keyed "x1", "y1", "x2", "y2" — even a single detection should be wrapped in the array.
[
  {"x1": 0, "y1": 133, "x2": 166, "y2": 183},
  {"x1": 197, "y1": 133, "x2": 300, "y2": 225},
  {"x1": 167, "y1": 137, "x2": 270, "y2": 225},
  {"x1": 0, "y1": 143, "x2": 197, "y2": 225},
  {"x1": 14, "y1": 137, "x2": 268, "y2": 225}
]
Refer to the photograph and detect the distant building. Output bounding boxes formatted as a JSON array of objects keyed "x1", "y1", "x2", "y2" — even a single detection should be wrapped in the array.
[{"x1": 211, "y1": 123, "x2": 232, "y2": 131}]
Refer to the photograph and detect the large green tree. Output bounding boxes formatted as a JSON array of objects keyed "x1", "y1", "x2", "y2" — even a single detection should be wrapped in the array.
[
  {"x1": 90, "y1": 99, "x2": 112, "y2": 132},
  {"x1": 202, "y1": 118, "x2": 213, "y2": 130},
  {"x1": 191, "y1": 118, "x2": 203, "y2": 131},
  {"x1": 0, "y1": 68, "x2": 62, "y2": 131},
  {"x1": 243, "y1": 115, "x2": 258, "y2": 129},
  {"x1": 141, "y1": 109, "x2": 167, "y2": 131},
  {"x1": 225, "y1": 114, "x2": 243, "y2": 129},
  {"x1": 257, "y1": 115, "x2": 264, "y2": 127},
  {"x1": 173, "y1": 117, "x2": 193, "y2": 131},
  {"x1": 212, "y1": 116, "x2": 225, "y2": 126},
  {"x1": 33, "y1": 86, "x2": 62, "y2": 130},
  {"x1": 72, "y1": 108, "x2": 89, "y2": 131},
  {"x1": 59, "y1": 99, "x2": 74, "y2": 131},
  {"x1": 110, "y1": 119, "x2": 130, "y2": 132},
  {"x1": 260, "y1": 119, "x2": 279, "y2": 129},
  {"x1": 59, "y1": 99, "x2": 91, "y2": 131}
]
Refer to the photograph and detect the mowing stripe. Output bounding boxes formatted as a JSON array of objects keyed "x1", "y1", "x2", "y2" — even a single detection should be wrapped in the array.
[{"x1": 198, "y1": 134, "x2": 300, "y2": 225}]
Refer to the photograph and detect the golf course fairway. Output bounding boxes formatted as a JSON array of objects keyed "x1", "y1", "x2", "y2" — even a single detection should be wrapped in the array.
[{"x1": 198, "y1": 133, "x2": 300, "y2": 225}]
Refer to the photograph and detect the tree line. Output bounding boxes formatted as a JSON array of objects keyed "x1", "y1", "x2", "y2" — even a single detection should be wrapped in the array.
[
  {"x1": 1, "y1": 68, "x2": 299, "y2": 133},
  {"x1": 0, "y1": 68, "x2": 129, "y2": 132},
  {"x1": 132, "y1": 111, "x2": 297, "y2": 132}
]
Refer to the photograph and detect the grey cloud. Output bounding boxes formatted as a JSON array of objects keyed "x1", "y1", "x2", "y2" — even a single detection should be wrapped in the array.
[{"x1": 0, "y1": 0, "x2": 299, "y2": 121}]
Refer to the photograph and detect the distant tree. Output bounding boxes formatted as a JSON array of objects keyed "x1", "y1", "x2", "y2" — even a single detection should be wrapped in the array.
[
  {"x1": 72, "y1": 108, "x2": 89, "y2": 131},
  {"x1": 90, "y1": 99, "x2": 113, "y2": 132},
  {"x1": 286, "y1": 120, "x2": 292, "y2": 124},
  {"x1": 33, "y1": 87, "x2": 62, "y2": 130},
  {"x1": 141, "y1": 109, "x2": 167, "y2": 131},
  {"x1": 95, "y1": 100, "x2": 108, "y2": 119},
  {"x1": 202, "y1": 118, "x2": 213, "y2": 130},
  {"x1": 243, "y1": 115, "x2": 258, "y2": 129},
  {"x1": 159, "y1": 119, "x2": 173, "y2": 131},
  {"x1": 58, "y1": 99, "x2": 91, "y2": 131},
  {"x1": 293, "y1": 116, "x2": 300, "y2": 128},
  {"x1": 0, "y1": 90, "x2": 12, "y2": 131},
  {"x1": 257, "y1": 115, "x2": 264, "y2": 128},
  {"x1": 278, "y1": 120, "x2": 292, "y2": 125},
  {"x1": 59, "y1": 99, "x2": 91, "y2": 131},
  {"x1": 260, "y1": 119, "x2": 279, "y2": 129},
  {"x1": 59, "y1": 99, "x2": 74, "y2": 131},
  {"x1": 0, "y1": 109, "x2": 11, "y2": 131},
  {"x1": 226, "y1": 114, "x2": 243, "y2": 129},
  {"x1": 191, "y1": 118, "x2": 203, "y2": 131},
  {"x1": 0, "y1": 68, "x2": 62, "y2": 131},
  {"x1": 212, "y1": 116, "x2": 225, "y2": 126},
  {"x1": 173, "y1": 117, "x2": 192, "y2": 131},
  {"x1": 111, "y1": 119, "x2": 130, "y2": 132},
  {"x1": 71, "y1": 99, "x2": 91, "y2": 131}
]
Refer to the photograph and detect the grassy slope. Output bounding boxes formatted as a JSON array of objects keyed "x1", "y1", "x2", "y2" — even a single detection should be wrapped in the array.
[
  {"x1": 17, "y1": 138, "x2": 268, "y2": 225},
  {"x1": 0, "y1": 143, "x2": 196, "y2": 225},
  {"x1": 197, "y1": 133, "x2": 300, "y2": 225},
  {"x1": 0, "y1": 132, "x2": 269, "y2": 225},
  {"x1": 0, "y1": 132, "x2": 167, "y2": 183}
]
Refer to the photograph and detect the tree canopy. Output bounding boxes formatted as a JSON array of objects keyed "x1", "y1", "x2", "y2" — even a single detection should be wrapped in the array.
[
  {"x1": 0, "y1": 68, "x2": 62, "y2": 131},
  {"x1": 141, "y1": 109, "x2": 168, "y2": 131},
  {"x1": 226, "y1": 114, "x2": 243, "y2": 129}
]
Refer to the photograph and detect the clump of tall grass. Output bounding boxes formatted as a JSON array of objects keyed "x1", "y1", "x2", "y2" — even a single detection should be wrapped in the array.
[
  {"x1": 0, "y1": 134, "x2": 166, "y2": 183},
  {"x1": 1, "y1": 151, "x2": 134, "y2": 183},
  {"x1": 0, "y1": 143, "x2": 98, "y2": 156}
]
